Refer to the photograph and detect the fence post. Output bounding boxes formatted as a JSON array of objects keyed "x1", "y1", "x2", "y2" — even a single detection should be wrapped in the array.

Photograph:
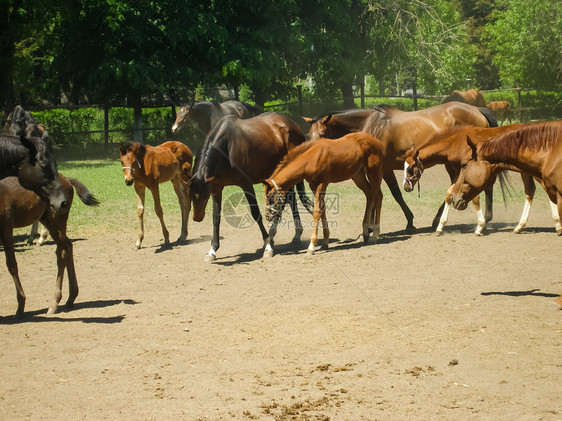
[{"x1": 104, "y1": 105, "x2": 109, "y2": 152}]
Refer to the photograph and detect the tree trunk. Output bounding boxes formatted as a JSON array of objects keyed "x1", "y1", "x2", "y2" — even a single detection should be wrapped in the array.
[
  {"x1": 129, "y1": 89, "x2": 143, "y2": 144},
  {"x1": 341, "y1": 82, "x2": 355, "y2": 108}
]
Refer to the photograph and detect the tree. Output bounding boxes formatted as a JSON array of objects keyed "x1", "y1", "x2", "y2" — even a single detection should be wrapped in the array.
[{"x1": 487, "y1": 0, "x2": 562, "y2": 89}]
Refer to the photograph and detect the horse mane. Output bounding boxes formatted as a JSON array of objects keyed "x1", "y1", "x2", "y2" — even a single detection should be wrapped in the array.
[
  {"x1": 270, "y1": 139, "x2": 317, "y2": 178},
  {"x1": 481, "y1": 121, "x2": 561, "y2": 159},
  {"x1": 362, "y1": 104, "x2": 395, "y2": 136},
  {"x1": 191, "y1": 116, "x2": 238, "y2": 191}
]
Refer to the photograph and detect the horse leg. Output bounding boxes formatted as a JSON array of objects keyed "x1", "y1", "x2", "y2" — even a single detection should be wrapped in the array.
[
  {"x1": 287, "y1": 187, "x2": 303, "y2": 243},
  {"x1": 351, "y1": 172, "x2": 374, "y2": 242},
  {"x1": 1, "y1": 223, "x2": 26, "y2": 317},
  {"x1": 27, "y1": 221, "x2": 39, "y2": 245},
  {"x1": 514, "y1": 175, "x2": 536, "y2": 233},
  {"x1": 552, "y1": 197, "x2": 562, "y2": 236},
  {"x1": 134, "y1": 184, "x2": 146, "y2": 249},
  {"x1": 150, "y1": 185, "x2": 170, "y2": 246},
  {"x1": 42, "y1": 214, "x2": 77, "y2": 313},
  {"x1": 471, "y1": 195, "x2": 486, "y2": 236},
  {"x1": 241, "y1": 184, "x2": 271, "y2": 257},
  {"x1": 433, "y1": 164, "x2": 459, "y2": 230},
  {"x1": 37, "y1": 224, "x2": 49, "y2": 246},
  {"x1": 307, "y1": 185, "x2": 326, "y2": 255},
  {"x1": 384, "y1": 171, "x2": 415, "y2": 232},
  {"x1": 171, "y1": 177, "x2": 189, "y2": 242},
  {"x1": 436, "y1": 187, "x2": 453, "y2": 235},
  {"x1": 484, "y1": 186, "x2": 493, "y2": 224},
  {"x1": 204, "y1": 190, "x2": 222, "y2": 262}
]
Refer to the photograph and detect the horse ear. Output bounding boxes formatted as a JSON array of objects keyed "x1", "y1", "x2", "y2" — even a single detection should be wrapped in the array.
[
  {"x1": 119, "y1": 143, "x2": 128, "y2": 155},
  {"x1": 466, "y1": 135, "x2": 478, "y2": 160},
  {"x1": 323, "y1": 114, "x2": 333, "y2": 123},
  {"x1": 302, "y1": 117, "x2": 314, "y2": 125}
]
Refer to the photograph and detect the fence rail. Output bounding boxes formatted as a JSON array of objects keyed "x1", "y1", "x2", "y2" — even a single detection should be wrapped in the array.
[{"x1": 14, "y1": 87, "x2": 561, "y2": 149}]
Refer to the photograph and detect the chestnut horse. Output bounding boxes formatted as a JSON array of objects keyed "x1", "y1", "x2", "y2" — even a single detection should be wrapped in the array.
[
  {"x1": 403, "y1": 124, "x2": 546, "y2": 235},
  {"x1": 190, "y1": 112, "x2": 313, "y2": 262},
  {"x1": 443, "y1": 89, "x2": 486, "y2": 108},
  {"x1": 120, "y1": 141, "x2": 192, "y2": 249},
  {"x1": 304, "y1": 102, "x2": 496, "y2": 231},
  {"x1": 449, "y1": 121, "x2": 562, "y2": 236},
  {"x1": 0, "y1": 174, "x2": 99, "y2": 316},
  {"x1": 486, "y1": 101, "x2": 513, "y2": 126},
  {"x1": 171, "y1": 100, "x2": 262, "y2": 136},
  {"x1": 265, "y1": 132, "x2": 383, "y2": 255}
]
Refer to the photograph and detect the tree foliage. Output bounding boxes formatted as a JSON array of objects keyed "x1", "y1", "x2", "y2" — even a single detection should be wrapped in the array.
[{"x1": 1, "y1": 0, "x2": 560, "y2": 113}]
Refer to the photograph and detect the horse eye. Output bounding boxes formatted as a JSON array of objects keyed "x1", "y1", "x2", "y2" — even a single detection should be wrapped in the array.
[{"x1": 461, "y1": 163, "x2": 467, "y2": 169}]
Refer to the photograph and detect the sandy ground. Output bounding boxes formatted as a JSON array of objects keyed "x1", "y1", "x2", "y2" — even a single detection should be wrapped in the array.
[{"x1": 1, "y1": 167, "x2": 561, "y2": 420}]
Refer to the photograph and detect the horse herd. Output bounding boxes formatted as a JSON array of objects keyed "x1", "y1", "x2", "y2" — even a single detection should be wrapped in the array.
[{"x1": 2, "y1": 98, "x2": 561, "y2": 317}]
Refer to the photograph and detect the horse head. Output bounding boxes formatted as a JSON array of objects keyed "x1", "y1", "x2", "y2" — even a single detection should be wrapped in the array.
[
  {"x1": 303, "y1": 115, "x2": 332, "y2": 140},
  {"x1": 450, "y1": 135, "x2": 493, "y2": 210},
  {"x1": 120, "y1": 142, "x2": 144, "y2": 186},
  {"x1": 17, "y1": 135, "x2": 68, "y2": 214},
  {"x1": 403, "y1": 148, "x2": 424, "y2": 192},
  {"x1": 264, "y1": 178, "x2": 287, "y2": 221},
  {"x1": 189, "y1": 174, "x2": 213, "y2": 222},
  {"x1": 171, "y1": 105, "x2": 194, "y2": 133}
]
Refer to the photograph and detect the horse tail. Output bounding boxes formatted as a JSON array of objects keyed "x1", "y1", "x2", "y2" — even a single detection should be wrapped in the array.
[
  {"x1": 296, "y1": 181, "x2": 314, "y2": 215},
  {"x1": 67, "y1": 177, "x2": 100, "y2": 206},
  {"x1": 497, "y1": 171, "x2": 513, "y2": 206},
  {"x1": 478, "y1": 107, "x2": 498, "y2": 128}
]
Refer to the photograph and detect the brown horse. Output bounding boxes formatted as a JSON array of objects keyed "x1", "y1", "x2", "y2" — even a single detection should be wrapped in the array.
[
  {"x1": 304, "y1": 102, "x2": 496, "y2": 231},
  {"x1": 190, "y1": 112, "x2": 313, "y2": 261},
  {"x1": 443, "y1": 89, "x2": 486, "y2": 108},
  {"x1": 171, "y1": 100, "x2": 262, "y2": 136},
  {"x1": 120, "y1": 141, "x2": 192, "y2": 249},
  {"x1": 0, "y1": 174, "x2": 99, "y2": 316},
  {"x1": 449, "y1": 121, "x2": 562, "y2": 236},
  {"x1": 265, "y1": 132, "x2": 383, "y2": 254},
  {"x1": 486, "y1": 101, "x2": 513, "y2": 126},
  {"x1": 403, "y1": 124, "x2": 547, "y2": 234}
]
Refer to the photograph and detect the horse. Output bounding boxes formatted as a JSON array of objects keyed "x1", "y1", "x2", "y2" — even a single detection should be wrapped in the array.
[
  {"x1": 303, "y1": 102, "x2": 496, "y2": 231},
  {"x1": 171, "y1": 100, "x2": 262, "y2": 137},
  {"x1": 402, "y1": 124, "x2": 549, "y2": 235},
  {"x1": 486, "y1": 101, "x2": 513, "y2": 126},
  {"x1": 0, "y1": 133, "x2": 68, "y2": 213},
  {"x1": 120, "y1": 141, "x2": 192, "y2": 249},
  {"x1": 449, "y1": 121, "x2": 562, "y2": 236},
  {"x1": 0, "y1": 174, "x2": 99, "y2": 316},
  {"x1": 443, "y1": 89, "x2": 486, "y2": 108},
  {"x1": 2, "y1": 105, "x2": 54, "y2": 244},
  {"x1": 3, "y1": 105, "x2": 48, "y2": 137},
  {"x1": 264, "y1": 132, "x2": 384, "y2": 255},
  {"x1": 190, "y1": 112, "x2": 314, "y2": 262}
]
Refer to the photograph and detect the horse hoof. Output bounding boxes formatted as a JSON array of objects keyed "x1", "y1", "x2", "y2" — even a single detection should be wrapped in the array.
[
  {"x1": 46, "y1": 307, "x2": 57, "y2": 315},
  {"x1": 435, "y1": 230, "x2": 443, "y2": 236},
  {"x1": 263, "y1": 249, "x2": 274, "y2": 258},
  {"x1": 203, "y1": 254, "x2": 216, "y2": 263},
  {"x1": 306, "y1": 249, "x2": 315, "y2": 256}
]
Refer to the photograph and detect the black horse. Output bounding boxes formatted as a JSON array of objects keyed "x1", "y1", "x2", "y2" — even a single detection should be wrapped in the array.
[
  {"x1": 4, "y1": 105, "x2": 47, "y2": 137},
  {"x1": 190, "y1": 112, "x2": 313, "y2": 262},
  {"x1": 171, "y1": 100, "x2": 262, "y2": 137},
  {"x1": 0, "y1": 133, "x2": 68, "y2": 213}
]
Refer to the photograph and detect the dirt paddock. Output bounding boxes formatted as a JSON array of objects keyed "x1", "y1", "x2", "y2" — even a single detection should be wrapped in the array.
[{"x1": 1, "y1": 167, "x2": 561, "y2": 420}]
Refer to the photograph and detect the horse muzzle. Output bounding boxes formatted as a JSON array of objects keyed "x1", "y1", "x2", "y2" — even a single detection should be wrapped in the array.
[
  {"x1": 125, "y1": 178, "x2": 134, "y2": 187},
  {"x1": 452, "y1": 197, "x2": 468, "y2": 210}
]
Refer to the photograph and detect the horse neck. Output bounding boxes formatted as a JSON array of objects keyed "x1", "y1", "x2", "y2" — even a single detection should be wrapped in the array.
[
  {"x1": 417, "y1": 138, "x2": 455, "y2": 168},
  {"x1": 270, "y1": 158, "x2": 307, "y2": 191},
  {"x1": 0, "y1": 138, "x2": 28, "y2": 171},
  {"x1": 479, "y1": 126, "x2": 555, "y2": 176}
]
